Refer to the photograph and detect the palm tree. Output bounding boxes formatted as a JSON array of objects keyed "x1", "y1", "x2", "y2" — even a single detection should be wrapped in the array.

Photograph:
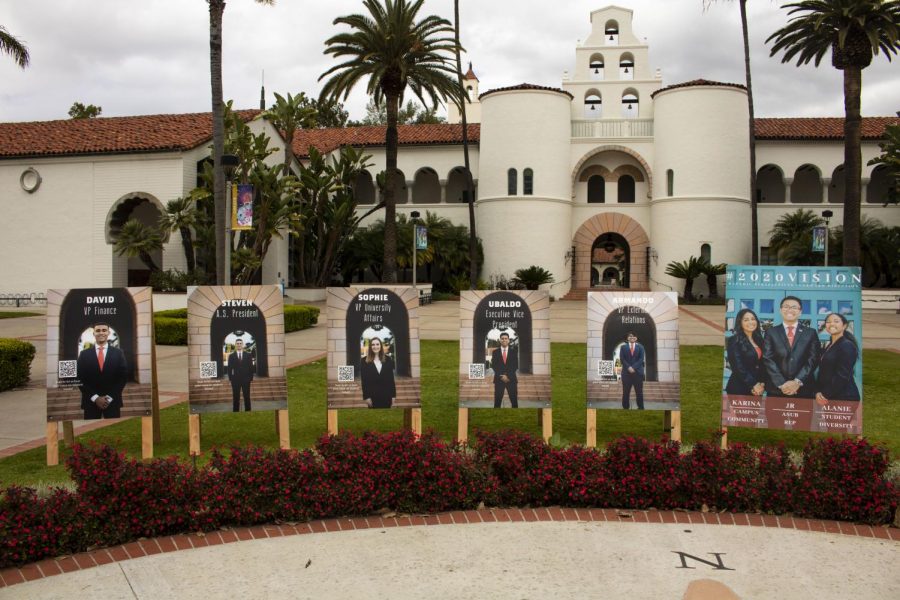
[
  {"x1": 263, "y1": 92, "x2": 318, "y2": 169},
  {"x1": 207, "y1": 0, "x2": 274, "y2": 285},
  {"x1": 699, "y1": 259, "x2": 727, "y2": 299},
  {"x1": 767, "y1": 0, "x2": 900, "y2": 268},
  {"x1": 768, "y1": 208, "x2": 825, "y2": 264},
  {"x1": 704, "y1": 1, "x2": 759, "y2": 264},
  {"x1": 319, "y1": 0, "x2": 463, "y2": 283},
  {"x1": 158, "y1": 193, "x2": 203, "y2": 272},
  {"x1": 113, "y1": 219, "x2": 163, "y2": 273},
  {"x1": 453, "y1": 0, "x2": 478, "y2": 287},
  {"x1": 665, "y1": 256, "x2": 705, "y2": 302},
  {"x1": 0, "y1": 25, "x2": 30, "y2": 68}
]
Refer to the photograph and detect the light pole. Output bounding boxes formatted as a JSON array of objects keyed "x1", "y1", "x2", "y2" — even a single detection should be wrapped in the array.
[
  {"x1": 821, "y1": 210, "x2": 833, "y2": 267},
  {"x1": 221, "y1": 154, "x2": 240, "y2": 285},
  {"x1": 410, "y1": 211, "x2": 421, "y2": 291}
]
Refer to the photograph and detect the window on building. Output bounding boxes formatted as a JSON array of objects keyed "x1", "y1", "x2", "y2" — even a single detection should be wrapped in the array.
[
  {"x1": 589, "y1": 54, "x2": 605, "y2": 81},
  {"x1": 587, "y1": 175, "x2": 605, "y2": 203},
  {"x1": 666, "y1": 169, "x2": 674, "y2": 197},
  {"x1": 700, "y1": 243, "x2": 711, "y2": 263},
  {"x1": 619, "y1": 53, "x2": 634, "y2": 80},
  {"x1": 508, "y1": 168, "x2": 517, "y2": 195},
  {"x1": 618, "y1": 175, "x2": 635, "y2": 203},
  {"x1": 605, "y1": 20, "x2": 619, "y2": 45},
  {"x1": 584, "y1": 92, "x2": 602, "y2": 118},
  {"x1": 621, "y1": 89, "x2": 639, "y2": 118},
  {"x1": 523, "y1": 168, "x2": 533, "y2": 195}
]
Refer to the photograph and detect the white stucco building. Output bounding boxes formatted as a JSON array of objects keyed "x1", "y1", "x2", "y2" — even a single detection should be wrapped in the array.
[{"x1": 1, "y1": 6, "x2": 897, "y2": 299}]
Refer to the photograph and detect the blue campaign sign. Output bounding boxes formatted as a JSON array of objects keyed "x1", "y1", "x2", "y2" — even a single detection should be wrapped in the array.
[{"x1": 415, "y1": 225, "x2": 428, "y2": 250}]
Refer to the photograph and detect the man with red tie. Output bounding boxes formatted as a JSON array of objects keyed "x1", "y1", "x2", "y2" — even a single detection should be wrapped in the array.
[
  {"x1": 77, "y1": 322, "x2": 128, "y2": 419},
  {"x1": 763, "y1": 296, "x2": 819, "y2": 398},
  {"x1": 228, "y1": 338, "x2": 255, "y2": 412},
  {"x1": 620, "y1": 331, "x2": 645, "y2": 409},
  {"x1": 491, "y1": 332, "x2": 519, "y2": 408}
]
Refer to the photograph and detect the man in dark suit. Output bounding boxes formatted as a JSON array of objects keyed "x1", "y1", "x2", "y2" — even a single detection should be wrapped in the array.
[
  {"x1": 620, "y1": 332, "x2": 645, "y2": 409},
  {"x1": 228, "y1": 338, "x2": 255, "y2": 412},
  {"x1": 763, "y1": 296, "x2": 819, "y2": 398},
  {"x1": 491, "y1": 332, "x2": 518, "y2": 408},
  {"x1": 77, "y1": 323, "x2": 128, "y2": 419}
]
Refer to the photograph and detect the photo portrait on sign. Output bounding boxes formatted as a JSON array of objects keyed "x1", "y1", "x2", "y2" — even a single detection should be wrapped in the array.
[
  {"x1": 327, "y1": 286, "x2": 421, "y2": 409},
  {"x1": 721, "y1": 266, "x2": 863, "y2": 435},
  {"x1": 587, "y1": 291, "x2": 680, "y2": 410},
  {"x1": 46, "y1": 287, "x2": 154, "y2": 421},
  {"x1": 187, "y1": 286, "x2": 286, "y2": 414},
  {"x1": 458, "y1": 290, "x2": 551, "y2": 409}
]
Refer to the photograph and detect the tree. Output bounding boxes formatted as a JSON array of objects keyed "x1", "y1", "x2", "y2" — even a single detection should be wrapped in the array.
[
  {"x1": 767, "y1": 0, "x2": 900, "y2": 268},
  {"x1": 300, "y1": 95, "x2": 350, "y2": 128},
  {"x1": 513, "y1": 266, "x2": 555, "y2": 290},
  {"x1": 868, "y1": 123, "x2": 900, "y2": 205},
  {"x1": 207, "y1": 0, "x2": 274, "y2": 284},
  {"x1": 0, "y1": 24, "x2": 30, "y2": 68},
  {"x1": 767, "y1": 208, "x2": 826, "y2": 264},
  {"x1": 699, "y1": 259, "x2": 727, "y2": 299},
  {"x1": 68, "y1": 102, "x2": 102, "y2": 119},
  {"x1": 158, "y1": 191, "x2": 205, "y2": 272},
  {"x1": 263, "y1": 91, "x2": 318, "y2": 168},
  {"x1": 453, "y1": 0, "x2": 478, "y2": 289},
  {"x1": 353, "y1": 98, "x2": 446, "y2": 125},
  {"x1": 320, "y1": 0, "x2": 463, "y2": 283},
  {"x1": 704, "y1": 0, "x2": 759, "y2": 264},
  {"x1": 665, "y1": 256, "x2": 705, "y2": 301},
  {"x1": 113, "y1": 219, "x2": 163, "y2": 272},
  {"x1": 832, "y1": 217, "x2": 900, "y2": 286}
]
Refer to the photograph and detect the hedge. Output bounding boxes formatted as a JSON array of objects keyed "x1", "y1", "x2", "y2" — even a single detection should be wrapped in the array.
[
  {"x1": 1, "y1": 433, "x2": 895, "y2": 567},
  {"x1": 0, "y1": 339, "x2": 36, "y2": 391},
  {"x1": 153, "y1": 305, "x2": 319, "y2": 345}
]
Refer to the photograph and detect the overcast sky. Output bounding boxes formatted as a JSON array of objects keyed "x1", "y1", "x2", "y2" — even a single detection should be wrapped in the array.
[{"x1": 1, "y1": 0, "x2": 898, "y2": 123}]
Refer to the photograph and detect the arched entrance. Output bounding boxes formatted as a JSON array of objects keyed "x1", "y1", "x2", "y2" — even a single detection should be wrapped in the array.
[
  {"x1": 106, "y1": 193, "x2": 166, "y2": 287},
  {"x1": 573, "y1": 213, "x2": 649, "y2": 290}
]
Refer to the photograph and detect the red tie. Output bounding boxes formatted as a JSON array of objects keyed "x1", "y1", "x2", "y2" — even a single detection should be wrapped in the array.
[
  {"x1": 787, "y1": 326, "x2": 795, "y2": 347},
  {"x1": 502, "y1": 349, "x2": 507, "y2": 364},
  {"x1": 630, "y1": 344, "x2": 634, "y2": 355},
  {"x1": 97, "y1": 346, "x2": 105, "y2": 371}
]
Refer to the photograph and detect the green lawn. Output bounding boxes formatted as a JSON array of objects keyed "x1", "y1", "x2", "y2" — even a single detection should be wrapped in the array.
[
  {"x1": 0, "y1": 311, "x2": 41, "y2": 319},
  {"x1": 1, "y1": 342, "x2": 896, "y2": 487}
]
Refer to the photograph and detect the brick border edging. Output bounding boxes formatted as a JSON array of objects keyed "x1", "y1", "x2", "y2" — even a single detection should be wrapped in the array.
[{"x1": 1, "y1": 508, "x2": 897, "y2": 588}]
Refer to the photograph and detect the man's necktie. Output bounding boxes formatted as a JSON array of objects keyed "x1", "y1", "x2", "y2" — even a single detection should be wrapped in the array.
[
  {"x1": 98, "y1": 346, "x2": 105, "y2": 371},
  {"x1": 787, "y1": 326, "x2": 795, "y2": 347},
  {"x1": 630, "y1": 344, "x2": 634, "y2": 355},
  {"x1": 502, "y1": 349, "x2": 507, "y2": 364}
]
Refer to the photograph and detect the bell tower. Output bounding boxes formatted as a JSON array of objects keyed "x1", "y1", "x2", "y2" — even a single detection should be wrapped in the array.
[{"x1": 448, "y1": 63, "x2": 482, "y2": 124}]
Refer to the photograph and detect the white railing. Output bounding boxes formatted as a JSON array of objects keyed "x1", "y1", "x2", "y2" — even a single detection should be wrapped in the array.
[{"x1": 571, "y1": 118, "x2": 654, "y2": 138}]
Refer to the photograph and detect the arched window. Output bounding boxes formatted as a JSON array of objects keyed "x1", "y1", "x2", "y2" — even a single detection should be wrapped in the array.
[
  {"x1": 700, "y1": 243, "x2": 711, "y2": 263},
  {"x1": 508, "y1": 168, "x2": 517, "y2": 196},
  {"x1": 523, "y1": 168, "x2": 534, "y2": 195},
  {"x1": 605, "y1": 20, "x2": 619, "y2": 45},
  {"x1": 619, "y1": 52, "x2": 634, "y2": 80},
  {"x1": 756, "y1": 164, "x2": 785, "y2": 203},
  {"x1": 584, "y1": 91, "x2": 602, "y2": 118},
  {"x1": 412, "y1": 167, "x2": 440, "y2": 204},
  {"x1": 618, "y1": 175, "x2": 635, "y2": 203},
  {"x1": 791, "y1": 164, "x2": 822, "y2": 203},
  {"x1": 589, "y1": 54, "x2": 605, "y2": 81},
  {"x1": 828, "y1": 165, "x2": 845, "y2": 204},
  {"x1": 867, "y1": 164, "x2": 891, "y2": 203},
  {"x1": 621, "y1": 89, "x2": 639, "y2": 118},
  {"x1": 588, "y1": 175, "x2": 605, "y2": 203},
  {"x1": 666, "y1": 169, "x2": 674, "y2": 197}
]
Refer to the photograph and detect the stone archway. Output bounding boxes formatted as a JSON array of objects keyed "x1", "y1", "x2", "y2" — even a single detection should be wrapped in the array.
[
  {"x1": 573, "y1": 213, "x2": 649, "y2": 290},
  {"x1": 571, "y1": 145, "x2": 653, "y2": 199}
]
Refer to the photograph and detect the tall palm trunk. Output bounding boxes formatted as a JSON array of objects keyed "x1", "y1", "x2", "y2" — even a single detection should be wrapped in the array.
[
  {"x1": 180, "y1": 225, "x2": 196, "y2": 272},
  {"x1": 842, "y1": 65, "x2": 863, "y2": 267},
  {"x1": 209, "y1": 0, "x2": 227, "y2": 284},
  {"x1": 454, "y1": 0, "x2": 478, "y2": 289},
  {"x1": 739, "y1": 0, "x2": 759, "y2": 265},
  {"x1": 383, "y1": 93, "x2": 400, "y2": 283}
]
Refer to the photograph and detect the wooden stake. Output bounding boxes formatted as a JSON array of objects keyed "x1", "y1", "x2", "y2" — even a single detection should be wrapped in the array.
[
  {"x1": 151, "y1": 322, "x2": 161, "y2": 444},
  {"x1": 669, "y1": 410, "x2": 682, "y2": 442},
  {"x1": 541, "y1": 408, "x2": 552, "y2": 442},
  {"x1": 46, "y1": 422, "x2": 59, "y2": 466},
  {"x1": 406, "y1": 408, "x2": 422, "y2": 435},
  {"x1": 720, "y1": 426, "x2": 728, "y2": 450},
  {"x1": 62, "y1": 421, "x2": 75, "y2": 447},
  {"x1": 586, "y1": 409, "x2": 597, "y2": 448},
  {"x1": 327, "y1": 409, "x2": 338, "y2": 435},
  {"x1": 141, "y1": 416, "x2": 154, "y2": 460},
  {"x1": 189, "y1": 413, "x2": 201, "y2": 455},
  {"x1": 457, "y1": 407, "x2": 469, "y2": 443},
  {"x1": 277, "y1": 409, "x2": 290, "y2": 449}
]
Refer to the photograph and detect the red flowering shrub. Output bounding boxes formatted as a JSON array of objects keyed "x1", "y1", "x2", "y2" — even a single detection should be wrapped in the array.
[
  {"x1": 0, "y1": 486, "x2": 83, "y2": 566},
  {"x1": 529, "y1": 445, "x2": 608, "y2": 506},
  {"x1": 472, "y1": 429, "x2": 551, "y2": 506},
  {"x1": 603, "y1": 436, "x2": 684, "y2": 509},
  {"x1": 755, "y1": 444, "x2": 798, "y2": 514},
  {"x1": 794, "y1": 438, "x2": 897, "y2": 525}
]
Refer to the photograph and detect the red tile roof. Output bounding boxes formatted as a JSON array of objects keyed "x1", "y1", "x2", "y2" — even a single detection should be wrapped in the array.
[
  {"x1": 756, "y1": 117, "x2": 899, "y2": 140},
  {"x1": 0, "y1": 110, "x2": 261, "y2": 159},
  {"x1": 479, "y1": 83, "x2": 574, "y2": 100},
  {"x1": 291, "y1": 123, "x2": 481, "y2": 158},
  {"x1": 650, "y1": 79, "x2": 747, "y2": 98}
]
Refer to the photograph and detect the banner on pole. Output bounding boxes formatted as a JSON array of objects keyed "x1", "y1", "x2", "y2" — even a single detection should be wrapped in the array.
[
  {"x1": 811, "y1": 226, "x2": 826, "y2": 252},
  {"x1": 415, "y1": 225, "x2": 428, "y2": 250},
  {"x1": 232, "y1": 184, "x2": 253, "y2": 231}
]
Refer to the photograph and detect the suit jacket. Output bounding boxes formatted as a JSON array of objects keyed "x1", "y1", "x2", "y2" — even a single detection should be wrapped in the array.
[
  {"x1": 77, "y1": 345, "x2": 128, "y2": 410},
  {"x1": 762, "y1": 323, "x2": 819, "y2": 396},
  {"x1": 620, "y1": 343, "x2": 645, "y2": 378},
  {"x1": 816, "y1": 336, "x2": 860, "y2": 401},
  {"x1": 360, "y1": 357, "x2": 397, "y2": 408},
  {"x1": 491, "y1": 346, "x2": 518, "y2": 384},
  {"x1": 227, "y1": 351, "x2": 255, "y2": 384},
  {"x1": 725, "y1": 334, "x2": 764, "y2": 395}
]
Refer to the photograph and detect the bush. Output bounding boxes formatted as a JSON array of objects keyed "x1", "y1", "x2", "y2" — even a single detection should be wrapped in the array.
[
  {"x1": 284, "y1": 305, "x2": 319, "y2": 332},
  {"x1": 512, "y1": 266, "x2": 555, "y2": 290},
  {"x1": 150, "y1": 269, "x2": 208, "y2": 292},
  {"x1": 154, "y1": 308, "x2": 187, "y2": 319},
  {"x1": 154, "y1": 316, "x2": 187, "y2": 345},
  {"x1": 0, "y1": 338, "x2": 36, "y2": 391}
]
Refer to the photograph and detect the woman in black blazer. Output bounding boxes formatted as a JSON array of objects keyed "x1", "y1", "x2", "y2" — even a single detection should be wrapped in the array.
[
  {"x1": 360, "y1": 337, "x2": 397, "y2": 409},
  {"x1": 816, "y1": 313, "x2": 860, "y2": 402},
  {"x1": 725, "y1": 308, "x2": 766, "y2": 396}
]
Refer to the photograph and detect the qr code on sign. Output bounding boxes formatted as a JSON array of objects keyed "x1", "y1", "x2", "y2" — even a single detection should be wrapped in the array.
[
  {"x1": 337, "y1": 365, "x2": 354, "y2": 382},
  {"x1": 200, "y1": 361, "x2": 218, "y2": 379},
  {"x1": 58, "y1": 360, "x2": 77, "y2": 379},
  {"x1": 598, "y1": 360, "x2": 616, "y2": 378},
  {"x1": 468, "y1": 363, "x2": 485, "y2": 379}
]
